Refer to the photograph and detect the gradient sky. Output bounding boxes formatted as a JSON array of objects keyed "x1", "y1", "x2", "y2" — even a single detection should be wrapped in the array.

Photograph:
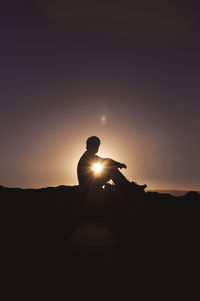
[{"x1": 1, "y1": 0, "x2": 200, "y2": 190}]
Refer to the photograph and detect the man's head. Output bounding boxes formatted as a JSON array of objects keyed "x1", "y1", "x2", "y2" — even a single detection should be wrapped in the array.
[{"x1": 86, "y1": 136, "x2": 100, "y2": 154}]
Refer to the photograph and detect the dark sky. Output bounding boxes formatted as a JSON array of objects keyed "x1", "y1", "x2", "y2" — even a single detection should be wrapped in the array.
[{"x1": 1, "y1": 0, "x2": 200, "y2": 190}]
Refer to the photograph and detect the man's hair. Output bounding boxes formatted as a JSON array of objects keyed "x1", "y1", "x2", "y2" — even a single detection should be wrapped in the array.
[{"x1": 86, "y1": 136, "x2": 100, "y2": 148}]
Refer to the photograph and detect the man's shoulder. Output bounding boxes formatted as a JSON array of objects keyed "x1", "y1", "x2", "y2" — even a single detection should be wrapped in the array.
[
  {"x1": 78, "y1": 152, "x2": 102, "y2": 163},
  {"x1": 95, "y1": 154, "x2": 104, "y2": 162}
]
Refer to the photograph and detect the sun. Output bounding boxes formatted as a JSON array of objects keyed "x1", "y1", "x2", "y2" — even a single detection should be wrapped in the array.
[{"x1": 93, "y1": 163, "x2": 103, "y2": 173}]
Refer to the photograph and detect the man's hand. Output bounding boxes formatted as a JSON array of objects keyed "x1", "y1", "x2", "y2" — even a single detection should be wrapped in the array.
[{"x1": 119, "y1": 163, "x2": 127, "y2": 169}]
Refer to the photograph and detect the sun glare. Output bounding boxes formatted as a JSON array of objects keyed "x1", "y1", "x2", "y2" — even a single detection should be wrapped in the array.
[{"x1": 93, "y1": 163, "x2": 103, "y2": 173}]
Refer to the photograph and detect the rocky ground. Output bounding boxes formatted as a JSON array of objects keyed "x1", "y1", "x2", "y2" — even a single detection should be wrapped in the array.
[{"x1": 1, "y1": 185, "x2": 199, "y2": 272}]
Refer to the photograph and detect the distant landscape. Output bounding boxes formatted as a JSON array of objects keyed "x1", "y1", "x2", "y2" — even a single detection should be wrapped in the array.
[{"x1": 149, "y1": 189, "x2": 200, "y2": 196}]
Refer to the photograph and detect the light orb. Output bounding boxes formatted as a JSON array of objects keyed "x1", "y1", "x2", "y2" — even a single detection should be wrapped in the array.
[
  {"x1": 93, "y1": 163, "x2": 103, "y2": 173},
  {"x1": 101, "y1": 115, "x2": 107, "y2": 124}
]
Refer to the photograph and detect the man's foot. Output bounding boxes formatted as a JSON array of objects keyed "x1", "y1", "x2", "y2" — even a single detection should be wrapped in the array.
[
  {"x1": 104, "y1": 182, "x2": 116, "y2": 192},
  {"x1": 131, "y1": 181, "x2": 147, "y2": 191}
]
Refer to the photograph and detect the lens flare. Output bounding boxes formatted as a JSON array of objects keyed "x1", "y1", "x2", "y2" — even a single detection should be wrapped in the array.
[{"x1": 93, "y1": 163, "x2": 103, "y2": 173}]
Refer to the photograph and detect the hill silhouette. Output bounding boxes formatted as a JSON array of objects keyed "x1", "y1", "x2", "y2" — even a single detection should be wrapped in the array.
[
  {"x1": 1, "y1": 184, "x2": 199, "y2": 208},
  {"x1": 149, "y1": 189, "x2": 200, "y2": 196},
  {"x1": 1, "y1": 184, "x2": 199, "y2": 270}
]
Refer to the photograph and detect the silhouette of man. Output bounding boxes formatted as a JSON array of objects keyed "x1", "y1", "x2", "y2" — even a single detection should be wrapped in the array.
[{"x1": 77, "y1": 136, "x2": 147, "y2": 193}]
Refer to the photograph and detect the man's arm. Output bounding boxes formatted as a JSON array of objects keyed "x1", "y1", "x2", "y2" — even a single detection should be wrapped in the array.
[
  {"x1": 95, "y1": 155, "x2": 126, "y2": 169},
  {"x1": 103, "y1": 158, "x2": 127, "y2": 169}
]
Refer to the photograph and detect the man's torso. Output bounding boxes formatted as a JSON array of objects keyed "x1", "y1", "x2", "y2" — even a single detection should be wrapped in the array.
[{"x1": 77, "y1": 151, "x2": 102, "y2": 187}]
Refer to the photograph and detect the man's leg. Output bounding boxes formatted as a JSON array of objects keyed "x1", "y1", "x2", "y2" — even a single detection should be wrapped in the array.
[
  {"x1": 105, "y1": 167, "x2": 130, "y2": 188},
  {"x1": 98, "y1": 167, "x2": 147, "y2": 191}
]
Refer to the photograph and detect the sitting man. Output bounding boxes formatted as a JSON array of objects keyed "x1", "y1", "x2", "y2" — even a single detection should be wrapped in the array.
[{"x1": 77, "y1": 136, "x2": 147, "y2": 194}]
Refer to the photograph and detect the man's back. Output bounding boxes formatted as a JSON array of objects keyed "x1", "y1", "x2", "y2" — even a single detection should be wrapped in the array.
[{"x1": 77, "y1": 151, "x2": 102, "y2": 189}]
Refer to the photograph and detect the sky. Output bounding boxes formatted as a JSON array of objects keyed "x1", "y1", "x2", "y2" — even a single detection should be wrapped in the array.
[{"x1": 0, "y1": 0, "x2": 200, "y2": 190}]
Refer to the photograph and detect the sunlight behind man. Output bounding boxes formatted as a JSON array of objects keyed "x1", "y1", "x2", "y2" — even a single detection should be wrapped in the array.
[{"x1": 93, "y1": 163, "x2": 103, "y2": 173}]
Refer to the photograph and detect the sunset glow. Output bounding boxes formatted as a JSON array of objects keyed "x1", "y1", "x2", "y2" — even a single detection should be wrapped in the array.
[
  {"x1": 0, "y1": 1, "x2": 200, "y2": 192},
  {"x1": 93, "y1": 163, "x2": 103, "y2": 174}
]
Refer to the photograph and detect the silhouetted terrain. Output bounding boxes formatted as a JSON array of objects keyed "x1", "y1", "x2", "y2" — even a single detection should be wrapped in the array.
[
  {"x1": 1, "y1": 184, "x2": 199, "y2": 208},
  {"x1": 1, "y1": 185, "x2": 199, "y2": 270},
  {"x1": 149, "y1": 189, "x2": 200, "y2": 196}
]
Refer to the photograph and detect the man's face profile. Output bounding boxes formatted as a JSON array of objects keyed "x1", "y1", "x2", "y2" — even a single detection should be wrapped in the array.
[{"x1": 87, "y1": 143, "x2": 99, "y2": 154}]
